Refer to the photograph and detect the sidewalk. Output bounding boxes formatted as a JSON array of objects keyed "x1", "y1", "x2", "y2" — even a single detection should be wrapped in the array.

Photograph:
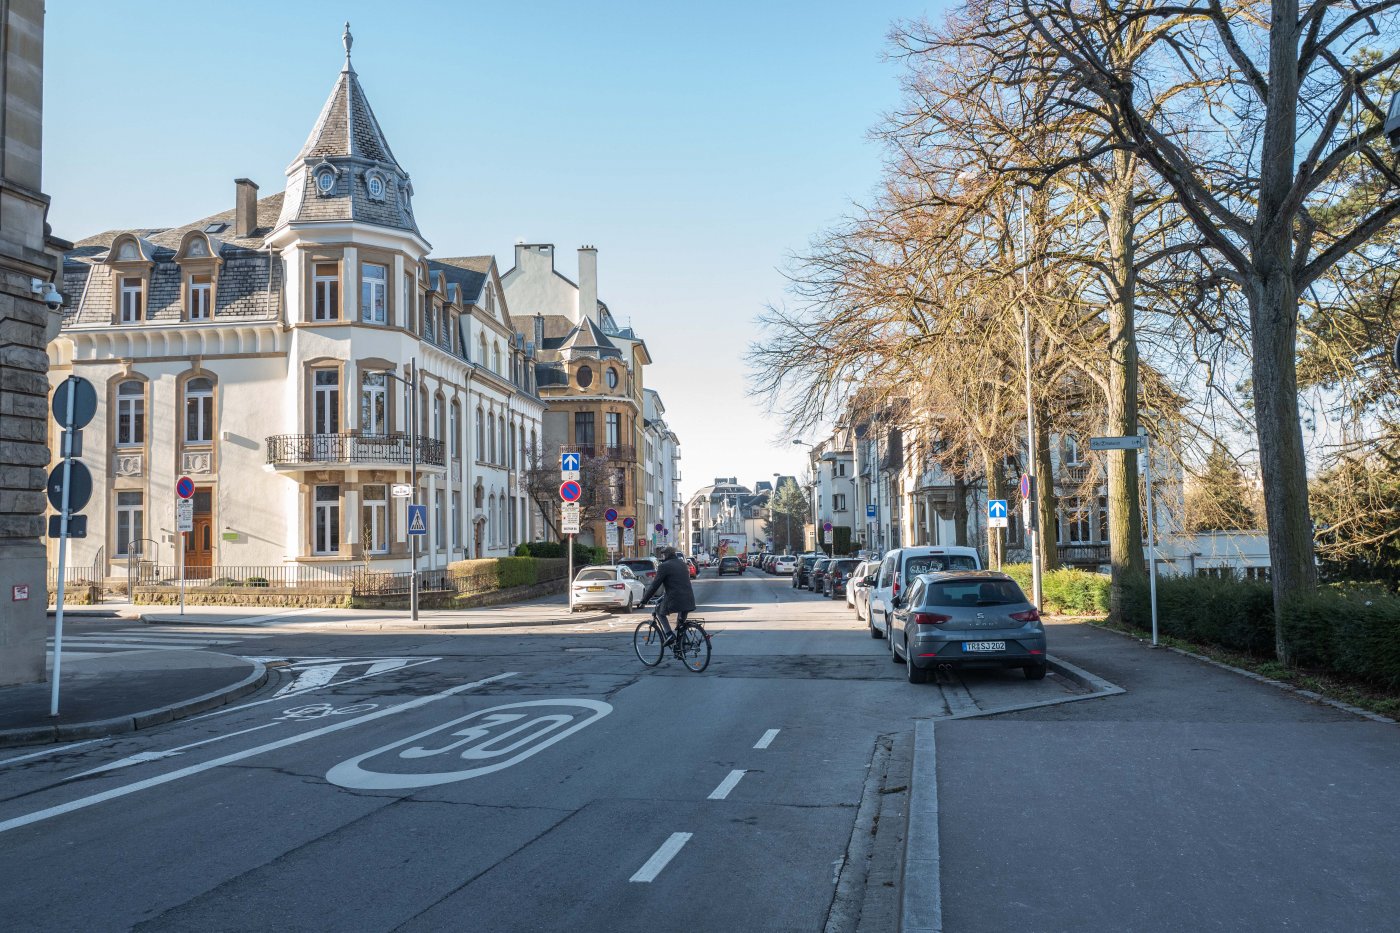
[
  {"x1": 0, "y1": 650, "x2": 266, "y2": 749},
  {"x1": 136, "y1": 595, "x2": 614, "y2": 630}
]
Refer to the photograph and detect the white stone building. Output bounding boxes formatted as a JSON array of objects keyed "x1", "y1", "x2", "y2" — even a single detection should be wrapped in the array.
[
  {"x1": 45, "y1": 30, "x2": 545, "y2": 583},
  {"x1": 643, "y1": 388, "x2": 682, "y2": 552}
]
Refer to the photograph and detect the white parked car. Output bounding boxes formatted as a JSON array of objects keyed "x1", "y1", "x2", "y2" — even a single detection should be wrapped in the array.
[
  {"x1": 852, "y1": 564, "x2": 879, "y2": 621},
  {"x1": 773, "y1": 555, "x2": 798, "y2": 575},
  {"x1": 846, "y1": 561, "x2": 873, "y2": 610},
  {"x1": 571, "y1": 565, "x2": 646, "y2": 613},
  {"x1": 868, "y1": 546, "x2": 982, "y2": 639}
]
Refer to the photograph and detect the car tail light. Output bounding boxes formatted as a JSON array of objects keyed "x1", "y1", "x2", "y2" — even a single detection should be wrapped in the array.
[
  {"x1": 1010, "y1": 609, "x2": 1041, "y2": 623},
  {"x1": 892, "y1": 579, "x2": 901, "y2": 599},
  {"x1": 611, "y1": 583, "x2": 626, "y2": 590},
  {"x1": 913, "y1": 612, "x2": 950, "y2": 625}
]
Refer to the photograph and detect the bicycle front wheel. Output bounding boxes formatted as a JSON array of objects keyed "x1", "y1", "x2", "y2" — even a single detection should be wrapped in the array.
[
  {"x1": 677, "y1": 624, "x2": 711, "y2": 673},
  {"x1": 633, "y1": 620, "x2": 665, "y2": 667}
]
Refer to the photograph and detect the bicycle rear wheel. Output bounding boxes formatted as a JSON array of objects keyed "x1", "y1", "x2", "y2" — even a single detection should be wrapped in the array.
[
  {"x1": 633, "y1": 620, "x2": 665, "y2": 667},
  {"x1": 677, "y1": 623, "x2": 711, "y2": 672}
]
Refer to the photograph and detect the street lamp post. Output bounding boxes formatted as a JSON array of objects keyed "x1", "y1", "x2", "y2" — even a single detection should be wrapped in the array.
[
  {"x1": 1016, "y1": 191, "x2": 1044, "y2": 610},
  {"x1": 773, "y1": 472, "x2": 790, "y2": 554},
  {"x1": 375, "y1": 358, "x2": 420, "y2": 622}
]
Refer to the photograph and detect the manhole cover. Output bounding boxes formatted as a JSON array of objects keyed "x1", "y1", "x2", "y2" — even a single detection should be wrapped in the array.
[{"x1": 564, "y1": 646, "x2": 606, "y2": 653}]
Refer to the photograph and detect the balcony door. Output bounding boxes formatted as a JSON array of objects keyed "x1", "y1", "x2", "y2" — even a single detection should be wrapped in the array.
[{"x1": 313, "y1": 369, "x2": 340, "y2": 459}]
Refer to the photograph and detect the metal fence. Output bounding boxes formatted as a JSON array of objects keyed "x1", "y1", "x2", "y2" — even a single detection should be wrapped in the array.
[
  {"x1": 265, "y1": 433, "x2": 446, "y2": 467},
  {"x1": 128, "y1": 563, "x2": 368, "y2": 591}
]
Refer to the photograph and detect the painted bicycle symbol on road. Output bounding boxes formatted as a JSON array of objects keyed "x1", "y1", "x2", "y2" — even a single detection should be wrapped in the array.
[{"x1": 277, "y1": 702, "x2": 379, "y2": 722}]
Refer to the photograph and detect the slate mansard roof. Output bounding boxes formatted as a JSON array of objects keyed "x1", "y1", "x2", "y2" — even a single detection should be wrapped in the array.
[{"x1": 60, "y1": 193, "x2": 287, "y2": 326}]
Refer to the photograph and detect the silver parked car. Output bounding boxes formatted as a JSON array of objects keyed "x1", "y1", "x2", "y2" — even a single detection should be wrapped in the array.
[{"x1": 888, "y1": 571, "x2": 1047, "y2": 683}]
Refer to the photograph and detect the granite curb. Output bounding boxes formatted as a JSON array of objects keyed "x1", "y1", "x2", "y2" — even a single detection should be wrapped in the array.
[
  {"x1": 0, "y1": 657, "x2": 270, "y2": 750},
  {"x1": 137, "y1": 609, "x2": 614, "y2": 630}
]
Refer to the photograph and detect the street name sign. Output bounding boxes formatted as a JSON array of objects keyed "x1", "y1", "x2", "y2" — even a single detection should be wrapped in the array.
[
  {"x1": 407, "y1": 504, "x2": 428, "y2": 536},
  {"x1": 391, "y1": 483, "x2": 412, "y2": 498},
  {"x1": 1089, "y1": 435, "x2": 1148, "y2": 451},
  {"x1": 988, "y1": 499, "x2": 1008, "y2": 529}
]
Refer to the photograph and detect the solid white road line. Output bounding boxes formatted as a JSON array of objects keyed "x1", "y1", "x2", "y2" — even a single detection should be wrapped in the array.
[
  {"x1": 0, "y1": 739, "x2": 106, "y2": 769},
  {"x1": 707, "y1": 770, "x2": 746, "y2": 801},
  {"x1": 68, "y1": 722, "x2": 282, "y2": 780},
  {"x1": 193, "y1": 657, "x2": 441, "y2": 720},
  {"x1": 754, "y1": 729, "x2": 780, "y2": 749},
  {"x1": 629, "y1": 832, "x2": 693, "y2": 882},
  {"x1": 901, "y1": 720, "x2": 943, "y2": 933},
  {"x1": 0, "y1": 671, "x2": 516, "y2": 836}
]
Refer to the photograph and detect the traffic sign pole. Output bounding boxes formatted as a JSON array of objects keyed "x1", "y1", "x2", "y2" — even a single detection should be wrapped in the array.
[
  {"x1": 1142, "y1": 435, "x2": 1160, "y2": 647},
  {"x1": 49, "y1": 379, "x2": 76, "y2": 717}
]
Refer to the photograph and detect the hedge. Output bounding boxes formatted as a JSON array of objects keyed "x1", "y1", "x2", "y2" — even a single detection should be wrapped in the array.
[
  {"x1": 1117, "y1": 573, "x2": 1276, "y2": 656},
  {"x1": 514, "y1": 541, "x2": 603, "y2": 564},
  {"x1": 447, "y1": 557, "x2": 569, "y2": 592},
  {"x1": 1002, "y1": 564, "x2": 1111, "y2": 615},
  {"x1": 1282, "y1": 589, "x2": 1400, "y2": 689}
]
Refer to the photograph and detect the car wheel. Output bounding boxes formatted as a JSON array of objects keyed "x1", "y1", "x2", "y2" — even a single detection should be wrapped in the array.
[
  {"x1": 1024, "y1": 663, "x2": 1048, "y2": 681},
  {"x1": 890, "y1": 624, "x2": 903, "y2": 663},
  {"x1": 868, "y1": 611, "x2": 882, "y2": 639},
  {"x1": 906, "y1": 643, "x2": 930, "y2": 683},
  {"x1": 622, "y1": 595, "x2": 634, "y2": 614}
]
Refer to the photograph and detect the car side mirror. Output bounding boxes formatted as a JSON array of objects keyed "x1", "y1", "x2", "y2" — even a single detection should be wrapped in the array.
[{"x1": 891, "y1": 596, "x2": 904, "y2": 609}]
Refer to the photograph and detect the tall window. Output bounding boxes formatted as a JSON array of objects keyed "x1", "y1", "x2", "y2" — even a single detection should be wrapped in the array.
[
  {"x1": 606, "y1": 412, "x2": 621, "y2": 450},
  {"x1": 433, "y1": 396, "x2": 444, "y2": 442},
  {"x1": 313, "y1": 262, "x2": 339, "y2": 321},
  {"x1": 609, "y1": 468, "x2": 625, "y2": 505},
  {"x1": 313, "y1": 370, "x2": 340, "y2": 434},
  {"x1": 493, "y1": 343, "x2": 502, "y2": 374},
  {"x1": 509, "y1": 423, "x2": 517, "y2": 470},
  {"x1": 488, "y1": 413, "x2": 497, "y2": 463},
  {"x1": 313, "y1": 485, "x2": 340, "y2": 554},
  {"x1": 116, "y1": 381, "x2": 144, "y2": 446},
  {"x1": 476, "y1": 407, "x2": 484, "y2": 458},
  {"x1": 499, "y1": 419, "x2": 506, "y2": 468},
  {"x1": 362, "y1": 485, "x2": 388, "y2": 554},
  {"x1": 1061, "y1": 497, "x2": 1091, "y2": 544},
  {"x1": 120, "y1": 277, "x2": 144, "y2": 323},
  {"x1": 425, "y1": 302, "x2": 437, "y2": 343},
  {"x1": 361, "y1": 372, "x2": 387, "y2": 434},
  {"x1": 403, "y1": 274, "x2": 413, "y2": 328},
  {"x1": 451, "y1": 400, "x2": 462, "y2": 460},
  {"x1": 833, "y1": 494, "x2": 847, "y2": 511},
  {"x1": 1097, "y1": 496, "x2": 1109, "y2": 542},
  {"x1": 188, "y1": 274, "x2": 212, "y2": 320},
  {"x1": 185, "y1": 377, "x2": 214, "y2": 443},
  {"x1": 479, "y1": 333, "x2": 488, "y2": 366},
  {"x1": 574, "y1": 411, "x2": 595, "y2": 448},
  {"x1": 436, "y1": 490, "x2": 446, "y2": 544},
  {"x1": 361, "y1": 263, "x2": 387, "y2": 324},
  {"x1": 1064, "y1": 436, "x2": 1083, "y2": 466},
  {"x1": 115, "y1": 491, "x2": 143, "y2": 557},
  {"x1": 452, "y1": 491, "x2": 462, "y2": 548}
]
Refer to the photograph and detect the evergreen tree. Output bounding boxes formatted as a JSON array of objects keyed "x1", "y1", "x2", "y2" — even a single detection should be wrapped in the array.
[
  {"x1": 765, "y1": 480, "x2": 809, "y2": 552},
  {"x1": 1186, "y1": 444, "x2": 1258, "y2": 533}
]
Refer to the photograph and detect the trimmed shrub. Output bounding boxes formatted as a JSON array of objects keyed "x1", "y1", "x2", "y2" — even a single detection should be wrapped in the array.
[
  {"x1": 515, "y1": 544, "x2": 532, "y2": 557},
  {"x1": 1283, "y1": 589, "x2": 1400, "y2": 688},
  {"x1": 516, "y1": 540, "x2": 599, "y2": 563},
  {"x1": 1119, "y1": 573, "x2": 1275, "y2": 656},
  {"x1": 1002, "y1": 564, "x2": 1110, "y2": 615},
  {"x1": 495, "y1": 557, "x2": 538, "y2": 589},
  {"x1": 245, "y1": 576, "x2": 270, "y2": 587}
]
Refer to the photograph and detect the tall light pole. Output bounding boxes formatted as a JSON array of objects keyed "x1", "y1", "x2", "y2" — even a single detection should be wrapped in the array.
[
  {"x1": 1016, "y1": 191, "x2": 1044, "y2": 609},
  {"x1": 375, "y1": 358, "x2": 420, "y2": 621},
  {"x1": 792, "y1": 439, "x2": 817, "y2": 552}
]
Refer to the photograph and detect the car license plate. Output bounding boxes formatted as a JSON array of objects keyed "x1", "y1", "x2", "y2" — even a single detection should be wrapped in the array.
[
  {"x1": 962, "y1": 641, "x2": 1006, "y2": 653},
  {"x1": 587, "y1": 586, "x2": 604, "y2": 592}
]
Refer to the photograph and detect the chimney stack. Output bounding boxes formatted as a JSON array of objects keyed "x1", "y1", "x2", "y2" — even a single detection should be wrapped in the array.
[
  {"x1": 577, "y1": 246, "x2": 598, "y2": 325},
  {"x1": 533, "y1": 313, "x2": 544, "y2": 349},
  {"x1": 235, "y1": 178, "x2": 259, "y2": 237}
]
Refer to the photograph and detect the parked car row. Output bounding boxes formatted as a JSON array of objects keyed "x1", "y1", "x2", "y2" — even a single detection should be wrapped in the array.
[{"x1": 791, "y1": 545, "x2": 1050, "y2": 683}]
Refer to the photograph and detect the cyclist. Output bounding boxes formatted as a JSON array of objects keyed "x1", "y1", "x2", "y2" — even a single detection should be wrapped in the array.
[{"x1": 640, "y1": 546, "x2": 696, "y2": 645}]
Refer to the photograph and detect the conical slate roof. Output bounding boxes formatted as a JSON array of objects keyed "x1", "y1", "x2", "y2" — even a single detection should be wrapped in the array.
[
  {"x1": 559, "y1": 317, "x2": 621, "y2": 358},
  {"x1": 275, "y1": 25, "x2": 421, "y2": 238}
]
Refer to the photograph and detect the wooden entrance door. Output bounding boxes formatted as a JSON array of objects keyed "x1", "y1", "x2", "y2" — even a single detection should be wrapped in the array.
[{"x1": 186, "y1": 487, "x2": 214, "y2": 578}]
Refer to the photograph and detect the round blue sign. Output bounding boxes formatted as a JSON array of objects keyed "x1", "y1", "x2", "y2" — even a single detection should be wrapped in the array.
[
  {"x1": 605, "y1": 508, "x2": 618, "y2": 523},
  {"x1": 176, "y1": 476, "x2": 196, "y2": 499},
  {"x1": 559, "y1": 481, "x2": 582, "y2": 502}
]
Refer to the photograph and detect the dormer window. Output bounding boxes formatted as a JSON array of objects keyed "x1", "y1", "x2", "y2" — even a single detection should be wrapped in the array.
[
  {"x1": 120, "y1": 277, "x2": 144, "y2": 323},
  {"x1": 364, "y1": 169, "x2": 387, "y2": 201},
  {"x1": 117, "y1": 241, "x2": 139, "y2": 261},
  {"x1": 313, "y1": 162, "x2": 339, "y2": 196},
  {"x1": 188, "y1": 274, "x2": 212, "y2": 320}
]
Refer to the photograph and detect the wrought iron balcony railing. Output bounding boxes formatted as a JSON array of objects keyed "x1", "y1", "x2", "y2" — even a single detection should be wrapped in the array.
[
  {"x1": 266, "y1": 433, "x2": 446, "y2": 467},
  {"x1": 565, "y1": 445, "x2": 637, "y2": 461}
]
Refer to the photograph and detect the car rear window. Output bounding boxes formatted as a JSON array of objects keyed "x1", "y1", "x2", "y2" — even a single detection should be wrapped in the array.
[
  {"x1": 576, "y1": 569, "x2": 614, "y2": 582},
  {"x1": 905, "y1": 555, "x2": 979, "y2": 578},
  {"x1": 621, "y1": 561, "x2": 654, "y2": 572},
  {"x1": 831, "y1": 560, "x2": 860, "y2": 572},
  {"x1": 921, "y1": 579, "x2": 1026, "y2": 607}
]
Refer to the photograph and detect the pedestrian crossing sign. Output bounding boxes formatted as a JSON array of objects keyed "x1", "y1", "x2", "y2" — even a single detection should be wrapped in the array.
[{"x1": 407, "y1": 504, "x2": 427, "y2": 536}]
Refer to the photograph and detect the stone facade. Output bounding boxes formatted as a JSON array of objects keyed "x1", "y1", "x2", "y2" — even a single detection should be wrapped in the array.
[{"x1": 0, "y1": 0, "x2": 64, "y2": 686}]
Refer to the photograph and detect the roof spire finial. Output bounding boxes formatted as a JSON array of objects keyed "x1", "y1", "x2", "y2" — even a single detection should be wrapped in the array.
[{"x1": 342, "y1": 21, "x2": 354, "y2": 73}]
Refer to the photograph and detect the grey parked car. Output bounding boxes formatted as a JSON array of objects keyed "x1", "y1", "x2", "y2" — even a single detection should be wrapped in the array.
[{"x1": 888, "y1": 571, "x2": 1047, "y2": 684}]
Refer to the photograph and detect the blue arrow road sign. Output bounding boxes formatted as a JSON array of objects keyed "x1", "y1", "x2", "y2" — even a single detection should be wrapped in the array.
[
  {"x1": 988, "y1": 500, "x2": 1008, "y2": 519},
  {"x1": 407, "y1": 504, "x2": 428, "y2": 536},
  {"x1": 866, "y1": 504, "x2": 876, "y2": 518},
  {"x1": 561, "y1": 452, "x2": 581, "y2": 472}
]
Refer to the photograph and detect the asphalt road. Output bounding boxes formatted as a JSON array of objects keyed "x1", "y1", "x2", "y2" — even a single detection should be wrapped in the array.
[{"x1": 4, "y1": 572, "x2": 1395, "y2": 932}]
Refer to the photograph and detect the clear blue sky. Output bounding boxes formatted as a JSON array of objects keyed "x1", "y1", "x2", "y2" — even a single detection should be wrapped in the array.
[{"x1": 44, "y1": 0, "x2": 935, "y2": 509}]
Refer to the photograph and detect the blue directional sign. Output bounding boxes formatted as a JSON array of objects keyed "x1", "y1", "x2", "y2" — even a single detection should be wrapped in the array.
[
  {"x1": 867, "y1": 504, "x2": 877, "y2": 518},
  {"x1": 988, "y1": 500, "x2": 1008, "y2": 518},
  {"x1": 407, "y1": 504, "x2": 428, "y2": 536},
  {"x1": 561, "y1": 451, "x2": 581, "y2": 472}
]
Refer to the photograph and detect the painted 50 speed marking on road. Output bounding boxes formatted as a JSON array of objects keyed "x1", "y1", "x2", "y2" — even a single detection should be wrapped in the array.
[{"x1": 326, "y1": 699, "x2": 612, "y2": 790}]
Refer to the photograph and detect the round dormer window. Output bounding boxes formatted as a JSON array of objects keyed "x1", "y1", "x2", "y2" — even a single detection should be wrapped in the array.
[
  {"x1": 315, "y1": 169, "x2": 336, "y2": 194},
  {"x1": 367, "y1": 174, "x2": 385, "y2": 198},
  {"x1": 576, "y1": 365, "x2": 594, "y2": 389}
]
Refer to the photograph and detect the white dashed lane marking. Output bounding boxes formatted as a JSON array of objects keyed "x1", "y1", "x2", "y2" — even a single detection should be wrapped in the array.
[
  {"x1": 754, "y1": 729, "x2": 780, "y2": 749},
  {"x1": 707, "y1": 770, "x2": 746, "y2": 801},
  {"x1": 629, "y1": 832, "x2": 692, "y2": 883}
]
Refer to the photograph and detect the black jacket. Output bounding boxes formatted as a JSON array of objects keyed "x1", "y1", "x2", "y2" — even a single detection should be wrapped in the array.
[{"x1": 641, "y1": 556, "x2": 696, "y2": 614}]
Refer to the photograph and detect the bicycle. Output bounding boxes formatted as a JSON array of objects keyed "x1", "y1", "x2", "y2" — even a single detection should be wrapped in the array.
[{"x1": 633, "y1": 603, "x2": 711, "y2": 672}]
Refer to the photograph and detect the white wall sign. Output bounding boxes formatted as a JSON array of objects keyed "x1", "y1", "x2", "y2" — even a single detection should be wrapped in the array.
[{"x1": 391, "y1": 484, "x2": 412, "y2": 498}]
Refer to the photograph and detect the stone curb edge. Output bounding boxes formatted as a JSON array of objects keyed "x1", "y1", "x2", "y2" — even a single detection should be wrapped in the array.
[
  {"x1": 900, "y1": 719, "x2": 941, "y2": 933},
  {"x1": 1091, "y1": 622, "x2": 1397, "y2": 725},
  {"x1": 0, "y1": 657, "x2": 270, "y2": 750},
  {"x1": 137, "y1": 610, "x2": 612, "y2": 630}
]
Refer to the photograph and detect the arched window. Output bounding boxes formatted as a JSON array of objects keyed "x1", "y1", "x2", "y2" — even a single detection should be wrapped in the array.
[
  {"x1": 476, "y1": 407, "x2": 484, "y2": 459},
  {"x1": 530, "y1": 429, "x2": 537, "y2": 462},
  {"x1": 450, "y1": 400, "x2": 462, "y2": 460},
  {"x1": 116, "y1": 380, "x2": 145, "y2": 446},
  {"x1": 479, "y1": 333, "x2": 488, "y2": 366},
  {"x1": 509, "y1": 422, "x2": 517, "y2": 470},
  {"x1": 498, "y1": 418, "x2": 506, "y2": 468},
  {"x1": 493, "y1": 343, "x2": 501, "y2": 374},
  {"x1": 487, "y1": 494, "x2": 495, "y2": 546},
  {"x1": 488, "y1": 412, "x2": 497, "y2": 463},
  {"x1": 184, "y1": 377, "x2": 214, "y2": 443}
]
